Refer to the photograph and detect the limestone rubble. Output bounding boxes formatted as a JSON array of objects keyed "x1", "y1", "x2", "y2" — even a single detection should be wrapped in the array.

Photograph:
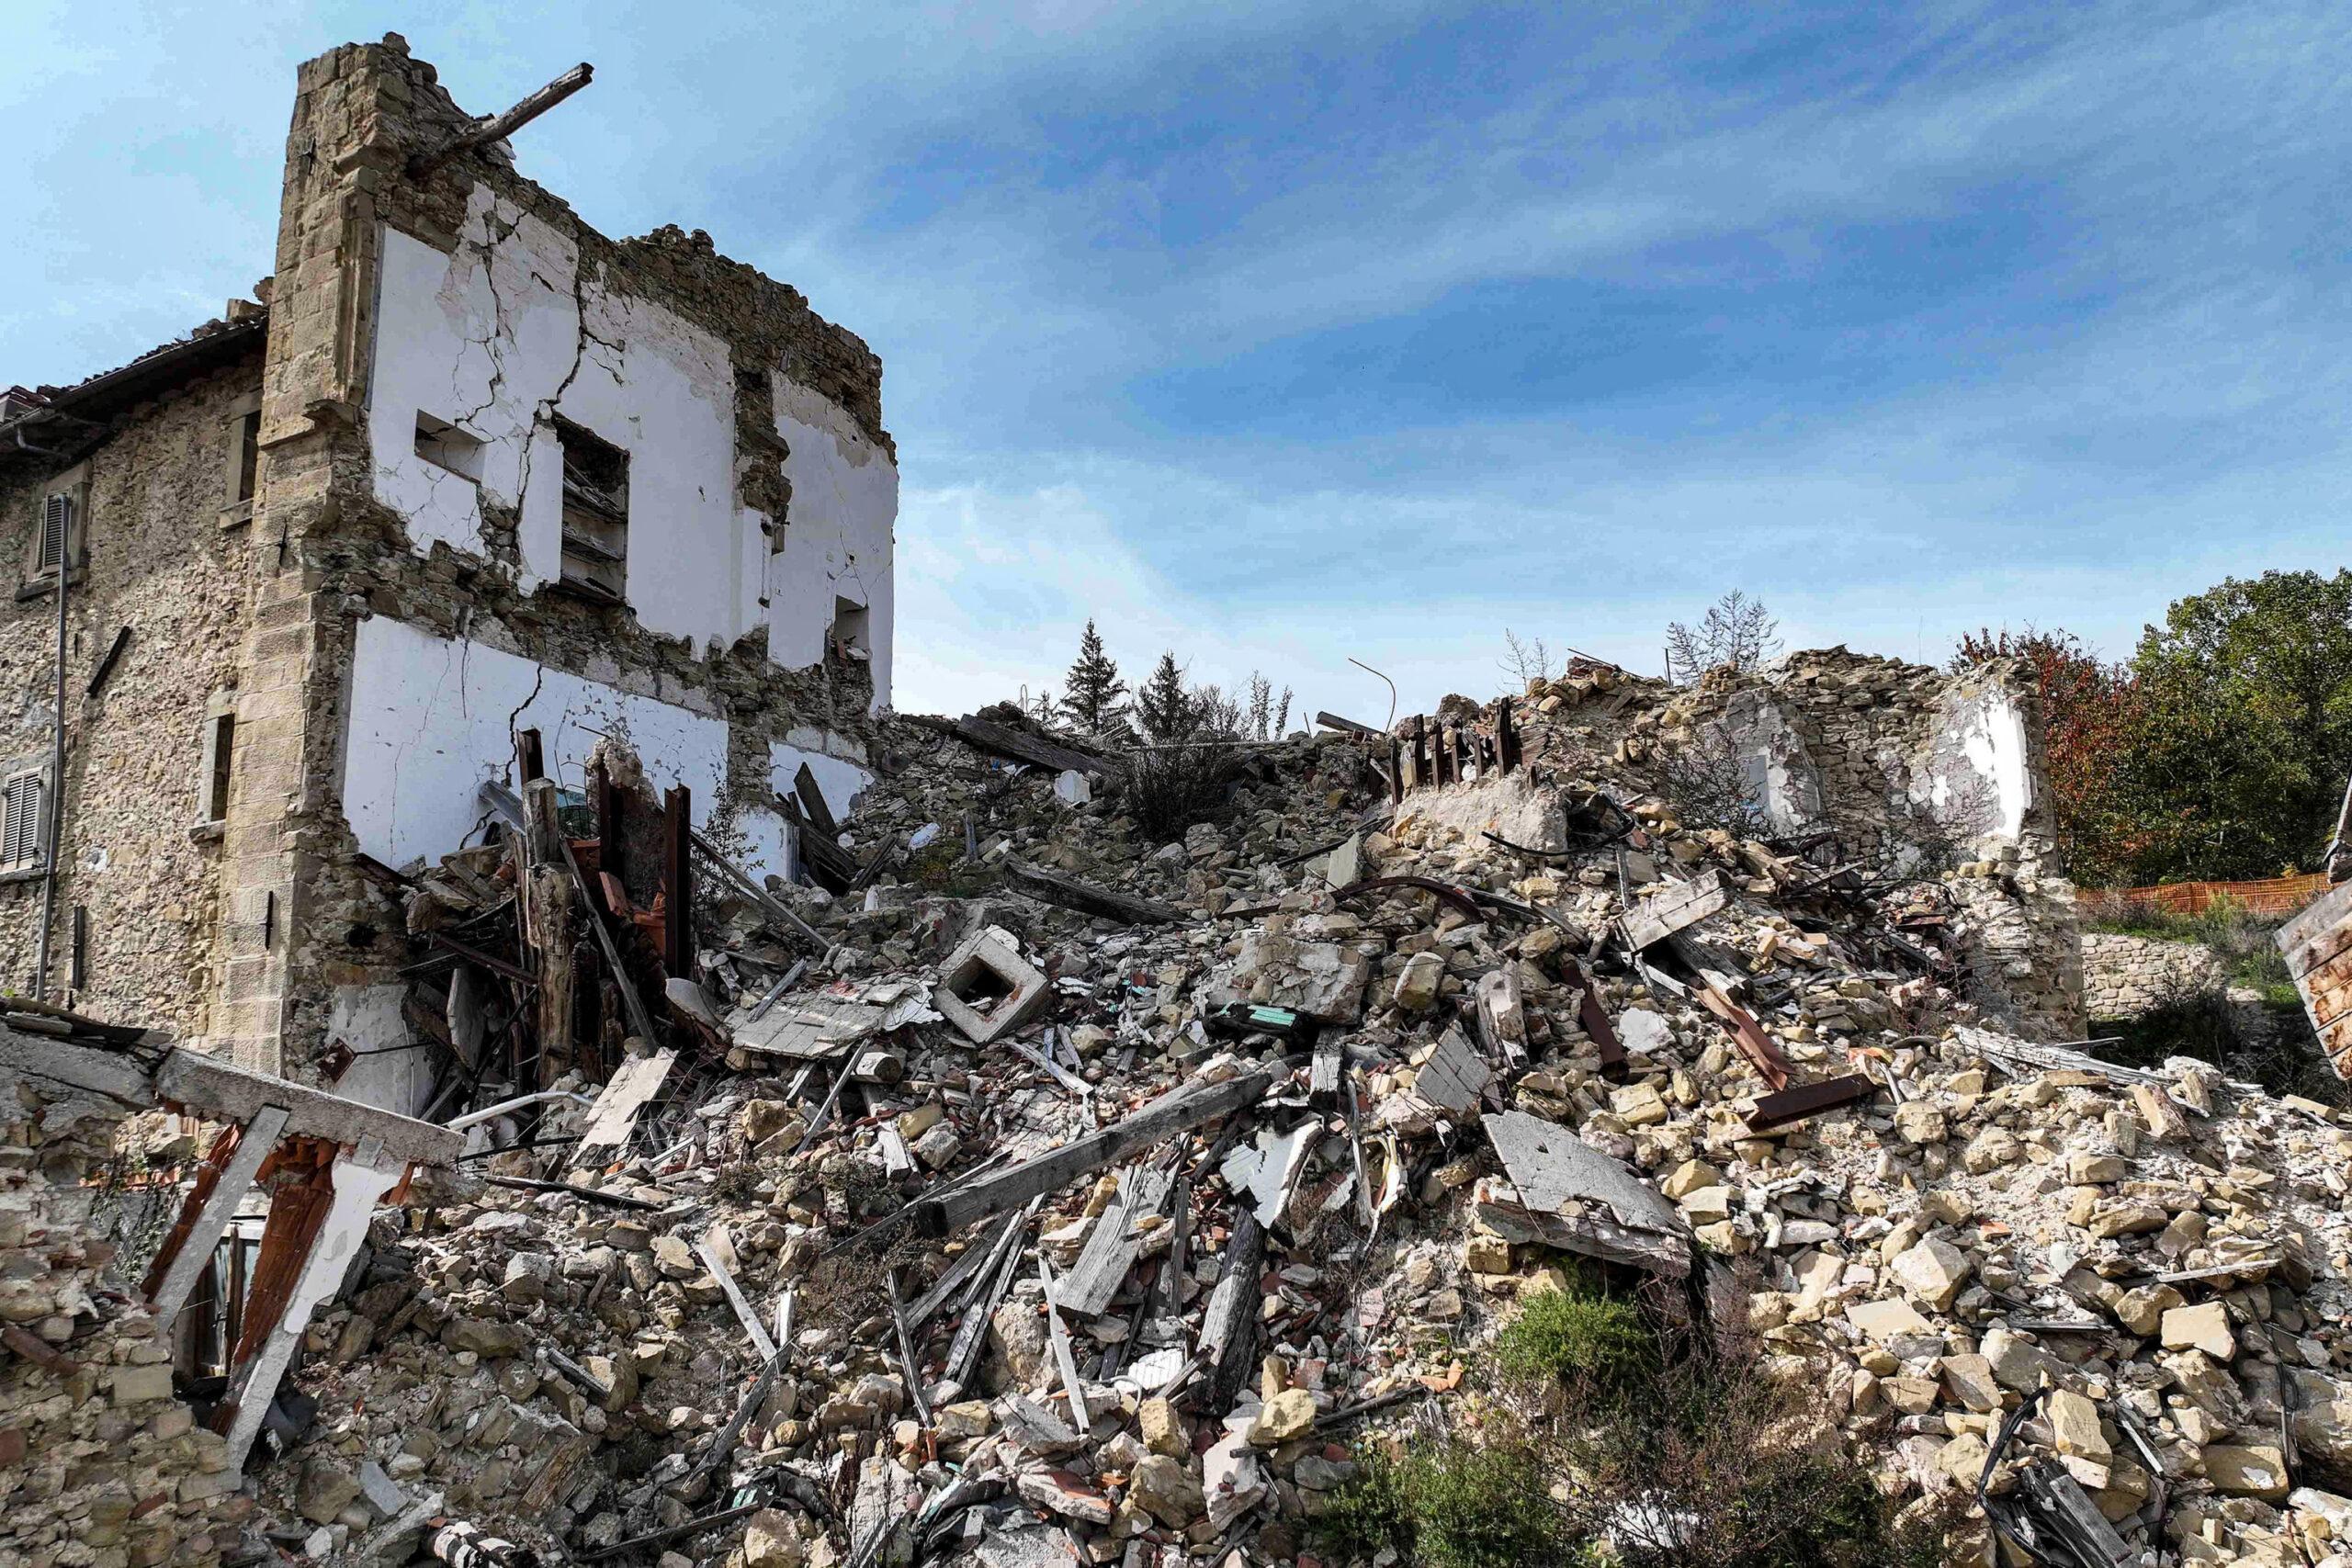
[{"x1": 6, "y1": 647, "x2": 2351, "y2": 1568}]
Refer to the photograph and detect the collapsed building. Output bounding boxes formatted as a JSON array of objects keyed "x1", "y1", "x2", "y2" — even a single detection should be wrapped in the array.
[
  {"x1": 6, "y1": 33, "x2": 2352, "y2": 1568},
  {"x1": 0, "y1": 33, "x2": 895, "y2": 1104}
]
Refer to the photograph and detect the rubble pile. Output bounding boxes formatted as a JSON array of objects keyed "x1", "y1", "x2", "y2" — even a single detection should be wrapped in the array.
[
  {"x1": 14, "y1": 648, "x2": 2351, "y2": 1568},
  {"x1": 0, "y1": 1019, "x2": 248, "y2": 1567}
]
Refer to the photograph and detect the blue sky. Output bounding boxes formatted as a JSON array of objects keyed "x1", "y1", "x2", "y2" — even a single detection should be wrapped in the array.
[{"x1": 6, "y1": 2, "x2": 2348, "y2": 720}]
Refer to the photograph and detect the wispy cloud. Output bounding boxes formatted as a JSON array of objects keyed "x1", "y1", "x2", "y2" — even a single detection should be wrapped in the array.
[{"x1": 6, "y1": 1, "x2": 2347, "y2": 719}]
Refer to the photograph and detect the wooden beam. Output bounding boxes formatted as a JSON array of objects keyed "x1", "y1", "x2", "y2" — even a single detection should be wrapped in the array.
[
  {"x1": 663, "y1": 785, "x2": 693, "y2": 979},
  {"x1": 410, "y1": 62, "x2": 594, "y2": 175},
  {"x1": 901, "y1": 713, "x2": 1111, "y2": 778},
  {"x1": 910, "y1": 1072, "x2": 1271, "y2": 1238},
  {"x1": 145, "y1": 1105, "x2": 288, "y2": 1331},
  {"x1": 1004, "y1": 861, "x2": 1185, "y2": 926}
]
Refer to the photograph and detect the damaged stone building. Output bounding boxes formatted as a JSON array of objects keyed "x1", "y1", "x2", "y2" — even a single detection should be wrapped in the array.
[{"x1": 0, "y1": 35, "x2": 896, "y2": 1111}]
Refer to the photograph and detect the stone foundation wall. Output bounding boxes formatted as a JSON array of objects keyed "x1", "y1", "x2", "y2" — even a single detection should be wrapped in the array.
[
  {"x1": 2083, "y1": 931, "x2": 2232, "y2": 1020},
  {"x1": 0, "y1": 1084, "x2": 244, "y2": 1566},
  {"x1": 0, "y1": 347, "x2": 266, "y2": 1033}
]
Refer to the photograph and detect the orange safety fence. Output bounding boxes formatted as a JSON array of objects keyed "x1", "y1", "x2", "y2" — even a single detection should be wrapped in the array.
[{"x1": 2083, "y1": 872, "x2": 2334, "y2": 919}]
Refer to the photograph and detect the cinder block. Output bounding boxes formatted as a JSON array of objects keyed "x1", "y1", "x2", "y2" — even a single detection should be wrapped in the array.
[{"x1": 933, "y1": 924, "x2": 1051, "y2": 1045}]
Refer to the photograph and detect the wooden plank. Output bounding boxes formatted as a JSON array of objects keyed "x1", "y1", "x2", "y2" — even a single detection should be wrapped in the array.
[
  {"x1": 1621, "y1": 868, "x2": 1731, "y2": 952},
  {"x1": 902, "y1": 713, "x2": 1112, "y2": 779},
  {"x1": 1004, "y1": 861, "x2": 1185, "y2": 926},
  {"x1": 943, "y1": 1201, "x2": 1033, "y2": 1391},
  {"x1": 1307, "y1": 1038, "x2": 1343, "y2": 1108},
  {"x1": 523, "y1": 780, "x2": 578, "y2": 1080},
  {"x1": 912, "y1": 1072, "x2": 1272, "y2": 1238},
  {"x1": 696, "y1": 1235, "x2": 780, "y2": 1362},
  {"x1": 662, "y1": 785, "x2": 693, "y2": 979},
  {"x1": 574, "y1": 1050, "x2": 677, "y2": 1156},
  {"x1": 1055, "y1": 1167, "x2": 1171, "y2": 1318},
  {"x1": 1035, "y1": 1253, "x2": 1091, "y2": 1428},
  {"x1": 146, "y1": 1105, "x2": 288, "y2": 1331},
  {"x1": 1314, "y1": 712, "x2": 1382, "y2": 737},
  {"x1": 554, "y1": 830, "x2": 662, "y2": 1047},
  {"x1": 1200, "y1": 1209, "x2": 1265, "y2": 1411},
  {"x1": 794, "y1": 764, "x2": 841, "y2": 839}
]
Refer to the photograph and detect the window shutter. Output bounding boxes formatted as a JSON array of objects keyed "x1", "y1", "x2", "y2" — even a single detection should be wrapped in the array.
[
  {"x1": 40, "y1": 494, "x2": 71, "y2": 573},
  {"x1": 3, "y1": 773, "x2": 40, "y2": 867}
]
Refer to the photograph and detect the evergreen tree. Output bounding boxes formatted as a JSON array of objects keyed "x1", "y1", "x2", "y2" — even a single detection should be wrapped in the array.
[
  {"x1": 1135, "y1": 650, "x2": 1194, "y2": 744},
  {"x1": 1057, "y1": 620, "x2": 1127, "y2": 739}
]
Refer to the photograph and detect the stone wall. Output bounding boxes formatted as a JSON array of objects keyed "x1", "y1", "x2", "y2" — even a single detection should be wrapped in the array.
[
  {"x1": 2083, "y1": 931, "x2": 2232, "y2": 1020},
  {"x1": 1654, "y1": 648, "x2": 2084, "y2": 1038},
  {"x1": 0, "y1": 1082, "x2": 244, "y2": 1566},
  {"x1": 0, "y1": 345, "x2": 266, "y2": 1033}
]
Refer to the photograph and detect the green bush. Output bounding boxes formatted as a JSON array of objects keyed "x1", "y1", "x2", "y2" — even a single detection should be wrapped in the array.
[
  {"x1": 1491, "y1": 1277, "x2": 1655, "y2": 1395},
  {"x1": 1320, "y1": 1443, "x2": 1582, "y2": 1568}
]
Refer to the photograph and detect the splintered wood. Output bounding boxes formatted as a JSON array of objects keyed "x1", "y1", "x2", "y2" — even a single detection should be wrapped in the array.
[{"x1": 1619, "y1": 867, "x2": 1730, "y2": 952}]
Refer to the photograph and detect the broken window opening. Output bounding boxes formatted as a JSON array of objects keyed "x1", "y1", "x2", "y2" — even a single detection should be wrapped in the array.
[
  {"x1": 554, "y1": 416, "x2": 628, "y2": 604},
  {"x1": 831, "y1": 595, "x2": 872, "y2": 661},
  {"x1": 413, "y1": 412, "x2": 485, "y2": 482},
  {"x1": 202, "y1": 712, "x2": 235, "y2": 825},
  {"x1": 234, "y1": 410, "x2": 263, "y2": 502},
  {"x1": 2, "y1": 768, "x2": 48, "y2": 872}
]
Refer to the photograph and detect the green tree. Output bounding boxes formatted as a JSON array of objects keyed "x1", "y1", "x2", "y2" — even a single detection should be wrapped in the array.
[
  {"x1": 1134, "y1": 650, "x2": 1194, "y2": 744},
  {"x1": 1057, "y1": 620, "x2": 1127, "y2": 740},
  {"x1": 2124, "y1": 569, "x2": 2352, "y2": 881}
]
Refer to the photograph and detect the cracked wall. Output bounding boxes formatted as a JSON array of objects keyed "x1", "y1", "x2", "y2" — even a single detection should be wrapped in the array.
[{"x1": 208, "y1": 33, "x2": 899, "y2": 1087}]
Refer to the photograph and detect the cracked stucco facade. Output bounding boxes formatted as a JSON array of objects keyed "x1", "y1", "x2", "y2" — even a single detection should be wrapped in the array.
[{"x1": 2, "y1": 34, "x2": 897, "y2": 1100}]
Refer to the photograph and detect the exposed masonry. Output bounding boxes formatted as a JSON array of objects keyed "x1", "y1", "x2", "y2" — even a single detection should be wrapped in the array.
[
  {"x1": 0, "y1": 34, "x2": 897, "y2": 1102},
  {"x1": 1647, "y1": 649, "x2": 2083, "y2": 1038},
  {"x1": 0, "y1": 344, "x2": 266, "y2": 1032}
]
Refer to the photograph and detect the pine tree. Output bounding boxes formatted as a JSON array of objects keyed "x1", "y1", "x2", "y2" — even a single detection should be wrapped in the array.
[
  {"x1": 1247, "y1": 673, "x2": 1272, "y2": 740},
  {"x1": 1135, "y1": 650, "x2": 1194, "y2": 744},
  {"x1": 1057, "y1": 620, "x2": 1127, "y2": 739}
]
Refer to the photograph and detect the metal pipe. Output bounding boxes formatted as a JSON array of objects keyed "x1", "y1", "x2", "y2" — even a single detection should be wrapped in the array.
[{"x1": 33, "y1": 514, "x2": 68, "y2": 1000}]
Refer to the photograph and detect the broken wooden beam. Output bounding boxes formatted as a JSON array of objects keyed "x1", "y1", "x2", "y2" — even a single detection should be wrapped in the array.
[
  {"x1": 1005, "y1": 860, "x2": 1185, "y2": 926},
  {"x1": 145, "y1": 1104, "x2": 290, "y2": 1331},
  {"x1": 662, "y1": 785, "x2": 693, "y2": 980},
  {"x1": 1620, "y1": 868, "x2": 1731, "y2": 952},
  {"x1": 901, "y1": 713, "x2": 1111, "y2": 778},
  {"x1": 910, "y1": 1072, "x2": 1271, "y2": 1237},
  {"x1": 411, "y1": 62, "x2": 594, "y2": 176}
]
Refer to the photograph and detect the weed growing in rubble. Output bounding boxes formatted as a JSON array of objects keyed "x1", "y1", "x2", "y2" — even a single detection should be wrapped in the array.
[
  {"x1": 1125, "y1": 738, "x2": 1238, "y2": 840},
  {"x1": 1489, "y1": 1276, "x2": 1654, "y2": 1394},
  {"x1": 1321, "y1": 1440, "x2": 1579, "y2": 1568}
]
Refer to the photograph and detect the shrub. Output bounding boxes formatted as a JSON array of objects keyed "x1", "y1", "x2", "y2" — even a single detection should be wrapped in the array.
[
  {"x1": 1321, "y1": 1441, "x2": 1579, "y2": 1568},
  {"x1": 1491, "y1": 1276, "x2": 1655, "y2": 1396},
  {"x1": 1125, "y1": 740, "x2": 1237, "y2": 841}
]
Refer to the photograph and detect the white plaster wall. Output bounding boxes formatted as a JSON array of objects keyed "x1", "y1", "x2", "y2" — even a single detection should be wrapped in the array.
[
  {"x1": 367, "y1": 187, "x2": 760, "y2": 651},
  {"x1": 327, "y1": 983, "x2": 434, "y2": 1118},
  {"x1": 343, "y1": 615, "x2": 734, "y2": 867},
  {"x1": 768, "y1": 376, "x2": 898, "y2": 711},
  {"x1": 1928, "y1": 687, "x2": 2033, "y2": 840},
  {"x1": 770, "y1": 741, "x2": 874, "y2": 825}
]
